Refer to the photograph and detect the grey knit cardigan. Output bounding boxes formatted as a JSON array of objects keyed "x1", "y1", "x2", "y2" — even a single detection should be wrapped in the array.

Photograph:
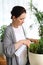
[{"x1": 3, "y1": 25, "x2": 26, "y2": 65}]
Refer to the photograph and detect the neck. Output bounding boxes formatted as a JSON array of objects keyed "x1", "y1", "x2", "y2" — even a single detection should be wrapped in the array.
[{"x1": 11, "y1": 21, "x2": 18, "y2": 28}]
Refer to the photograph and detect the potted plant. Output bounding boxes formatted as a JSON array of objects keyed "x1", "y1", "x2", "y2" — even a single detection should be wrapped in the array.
[
  {"x1": 28, "y1": 4, "x2": 43, "y2": 65},
  {"x1": 0, "y1": 25, "x2": 7, "y2": 54},
  {"x1": 0, "y1": 25, "x2": 7, "y2": 65},
  {"x1": 0, "y1": 25, "x2": 7, "y2": 42}
]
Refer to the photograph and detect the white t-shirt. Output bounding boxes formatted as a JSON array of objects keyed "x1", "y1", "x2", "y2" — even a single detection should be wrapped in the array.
[
  {"x1": 12, "y1": 26, "x2": 25, "y2": 42},
  {"x1": 12, "y1": 26, "x2": 27, "y2": 65}
]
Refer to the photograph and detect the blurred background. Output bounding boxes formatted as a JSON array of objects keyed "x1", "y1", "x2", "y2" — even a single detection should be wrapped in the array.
[{"x1": 0, "y1": 0, "x2": 43, "y2": 39}]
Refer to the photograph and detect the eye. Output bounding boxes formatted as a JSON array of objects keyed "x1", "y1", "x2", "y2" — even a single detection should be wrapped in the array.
[
  {"x1": 20, "y1": 18, "x2": 24, "y2": 20},
  {"x1": 19, "y1": 18, "x2": 22, "y2": 20}
]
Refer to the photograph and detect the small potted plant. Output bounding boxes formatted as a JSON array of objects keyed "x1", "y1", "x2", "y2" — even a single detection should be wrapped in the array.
[
  {"x1": 0, "y1": 25, "x2": 7, "y2": 54},
  {"x1": 0, "y1": 25, "x2": 7, "y2": 42},
  {"x1": 28, "y1": 4, "x2": 43, "y2": 65},
  {"x1": 0, "y1": 25, "x2": 7, "y2": 65},
  {"x1": 29, "y1": 38, "x2": 43, "y2": 65}
]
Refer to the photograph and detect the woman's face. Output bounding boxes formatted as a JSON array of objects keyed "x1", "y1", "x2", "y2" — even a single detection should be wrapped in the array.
[{"x1": 13, "y1": 13, "x2": 26, "y2": 26}]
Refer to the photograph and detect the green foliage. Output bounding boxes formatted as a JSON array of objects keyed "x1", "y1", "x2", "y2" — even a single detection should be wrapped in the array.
[
  {"x1": 37, "y1": 38, "x2": 43, "y2": 54},
  {"x1": 33, "y1": 6, "x2": 43, "y2": 38},
  {"x1": 29, "y1": 42, "x2": 39, "y2": 54},
  {"x1": 39, "y1": 25, "x2": 43, "y2": 38},
  {"x1": 30, "y1": 4, "x2": 43, "y2": 38},
  {"x1": 31, "y1": 4, "x2": 43, "y2": 24},
  {"x1": 30, "y1": 0, "x2": 32, "y2": 11},
  {"x1": 0, "y1": 25, "x2": 7, "y2": 42},
  {"x1": 29, "y1": 1, "x2": 43, "y2": 54},
  {"x1": 29, "y1": 38, "x2": 43, "y2": 54},
  {"x1": 34, "y1": 12, "x2": 43, "y2": 23}
]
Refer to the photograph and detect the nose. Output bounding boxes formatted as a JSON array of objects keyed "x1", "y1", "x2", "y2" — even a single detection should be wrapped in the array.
[
  {"x1": 22, "y1": 21, "x2": 24, "y2": 24},
  {"x1": 22, "y1": 19, "x2": 24, "y2": 23}
]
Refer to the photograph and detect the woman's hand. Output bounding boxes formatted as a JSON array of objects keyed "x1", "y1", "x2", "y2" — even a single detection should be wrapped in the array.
[
  {"x1": 27, "y1": 38, "x2": 39, "y2": 43},
  {"x1": 22, "y1": 39, "x2": 31, "y2": 47},
  {"x1": 15, "y1": 39, "x2": 31, "y2": 50},
  {"x1": 19, "y1": 39, "x2": 31, "y2": 47}
]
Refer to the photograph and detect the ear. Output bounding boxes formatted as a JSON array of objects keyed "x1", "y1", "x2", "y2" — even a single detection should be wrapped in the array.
[{"x1": 13, "y1": 16, "x2": 16, "y2": 21}]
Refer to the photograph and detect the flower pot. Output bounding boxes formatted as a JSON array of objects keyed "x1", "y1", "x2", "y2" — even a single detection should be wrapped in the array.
[{"x1": 28, "y1": 52, "x2": 43, "y2": 65}]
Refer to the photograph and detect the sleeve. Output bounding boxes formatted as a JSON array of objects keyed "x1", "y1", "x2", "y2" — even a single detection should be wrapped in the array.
[
  {"x1": 22, "y1": 26, "x2": 27, "y2": 38},
  {"x1": 3, "y1": 27, "x2": 15, "y2": 57}
]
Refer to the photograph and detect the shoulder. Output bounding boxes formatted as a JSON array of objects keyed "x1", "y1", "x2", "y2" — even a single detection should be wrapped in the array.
[
  {"x1": 6, "y1": 25, "x2": 13, "y2": 31},
  {"x1": 6, "y1": 25, "x2": 12, "y2": 30},
  {"x1": 5, "y1": 25, "x2": 13, "y2": 35}
]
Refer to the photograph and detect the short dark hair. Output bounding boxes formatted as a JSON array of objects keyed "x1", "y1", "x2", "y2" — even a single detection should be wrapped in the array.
[{"x1": 11, "y1": 6, "x2": 26, "y2": 18}]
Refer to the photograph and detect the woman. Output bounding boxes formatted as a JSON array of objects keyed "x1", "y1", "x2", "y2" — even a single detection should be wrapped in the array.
[{"x1": 3, "y1": 6, "x2": 31, "y2": 65}]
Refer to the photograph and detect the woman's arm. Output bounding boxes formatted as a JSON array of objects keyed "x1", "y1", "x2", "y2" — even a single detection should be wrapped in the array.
[
  {"x1": 15, "y1": 39, "x2": 31, "y2": 50},
  {"x1": 3, "y1": 27, "x2": 16, "y2": 57}
]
